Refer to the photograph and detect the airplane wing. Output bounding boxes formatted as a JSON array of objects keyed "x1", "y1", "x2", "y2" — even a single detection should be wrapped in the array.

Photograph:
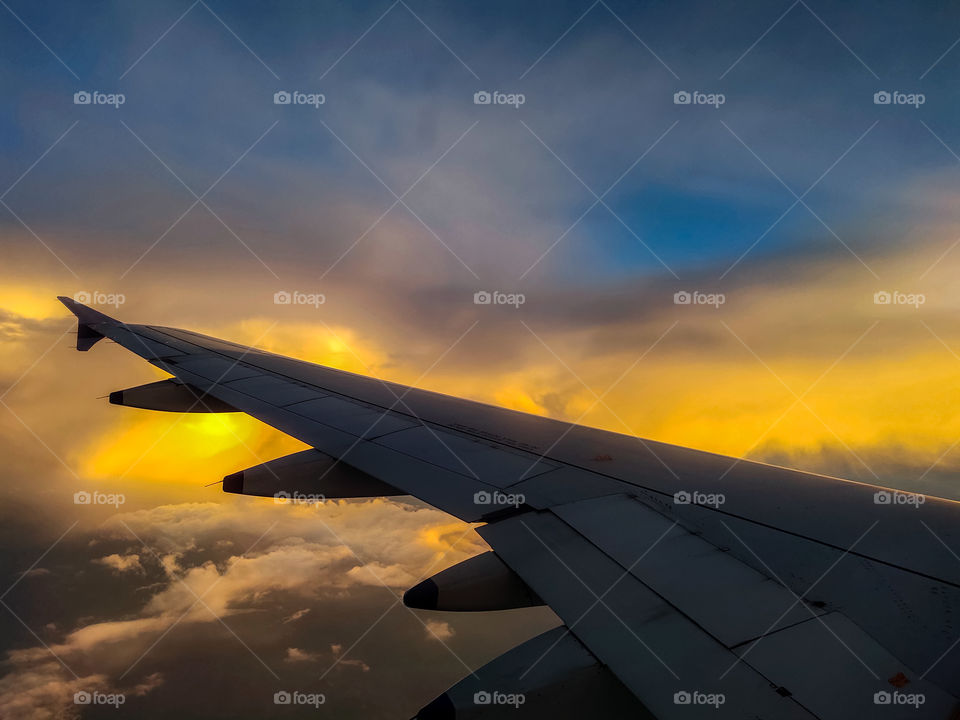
[{"x1": 60, "y1": 297, "x2": 960, "y2": 719}]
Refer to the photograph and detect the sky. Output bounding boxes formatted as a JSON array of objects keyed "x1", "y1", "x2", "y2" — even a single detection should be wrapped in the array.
[{"x1": 2, "y1": 0, "x2": 960, "y2": 717}]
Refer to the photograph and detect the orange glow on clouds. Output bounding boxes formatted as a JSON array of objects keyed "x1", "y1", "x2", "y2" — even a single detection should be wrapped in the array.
[
  {"x1": 81, "y1": 411, "x2": 307, "y2": 487},
  {"x1": 0, "y1": 285, "x2": 65, "y2": 320}
]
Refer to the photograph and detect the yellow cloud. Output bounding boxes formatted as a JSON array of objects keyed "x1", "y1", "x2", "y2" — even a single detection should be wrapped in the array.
[
  {"x1": 0, "y1": 285, "x2": 65, "y2": 320},
  {"x1": 80, "y1": 411, "x2": 307, "y2": 488}
]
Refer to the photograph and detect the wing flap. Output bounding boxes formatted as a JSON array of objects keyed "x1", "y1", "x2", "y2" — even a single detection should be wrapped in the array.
[
  {"x1": 412, "y1": 626, "x2": 650, "y2": 719},
  {"x1": 554, "y1": 494, "x2": 828, "y2": 647},
  {"x1": 737, "y1": 612, "x2": 960, "y2": 719},
  {"x1": 478, "y1": 512, "x2": 818, "y2": 719}
]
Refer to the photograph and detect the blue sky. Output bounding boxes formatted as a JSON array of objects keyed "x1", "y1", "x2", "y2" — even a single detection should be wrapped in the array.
[{"x1": 3, "y1": 0, "x2": 960, "y2": 287}]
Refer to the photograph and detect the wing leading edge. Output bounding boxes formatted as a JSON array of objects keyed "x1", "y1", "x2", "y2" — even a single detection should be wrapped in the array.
[{"x1": 60, "y1": 297, "x2": 960, "y2": 718}]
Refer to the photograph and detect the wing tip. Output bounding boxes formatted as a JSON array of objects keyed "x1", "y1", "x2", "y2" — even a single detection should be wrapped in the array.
[
  {"x1": 57, "y1": 295, "x2": 120, "y2": 326},
  {"x1": 58, "y1": 295, "x2": 119, "y2": 351}
]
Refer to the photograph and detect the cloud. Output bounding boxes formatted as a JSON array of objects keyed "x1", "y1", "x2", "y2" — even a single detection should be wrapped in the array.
[
  {"x1": 338, "y1": 658, "x2": 371, "y2": 672},
  {"x1": 130, "y1": 672, "x2": 164, "y2": 696},
  {"x1": 0, "y1": 664, "x2": 106, "y2": 720},
  {"x1": 100, "y1": 500, "x2": 484, "y2": 575},
  {"x1": 284, "y1": 647, "x2": 320, "y2": 663},
  {"x1": 424, "y1": 620, "x2": 455, "y2": 642},
  {"x1": 345, "y1": 562, "x2": 417, "y2": 589},
  {"x1": 0, "y1": 497, "x2": 484, "y2": 718},
  {"x1": 0, "y1": 655, "x2": 163, "y2": 720},
  {"x1": 285, "y1": 645, "x2": 371, "y2": 671},
  {"x1": 21, "y1": 568, "x2": 51, "y2": 579},
  {"x1": 281, "y1": 608, "x2": 310, "y2": 624},
  {"x1": 0, "y1": 309, "x2": 65, "y2": 342},
  {"x1": 329, "y1": 643, "x2": 370, "y2": 672},
  {"x1": 94, "y1": 553, "x2": 143, "y2": 573}
]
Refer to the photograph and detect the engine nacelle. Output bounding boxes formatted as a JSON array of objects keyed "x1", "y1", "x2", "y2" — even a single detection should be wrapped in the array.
[
  {"x1": 404, "y1": 551, "x2": 543, "y2": 611},
  {"x1": 109, "y1": 379, "x2": 237, "y2": 413},
  {"x1": 222, "y1": 449, "x2": 403, "y2": 500}
]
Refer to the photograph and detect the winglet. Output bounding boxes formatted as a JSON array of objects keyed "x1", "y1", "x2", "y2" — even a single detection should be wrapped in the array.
[{"x1": 57, "y1": 295, "x2": 119, "y2": 351}]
